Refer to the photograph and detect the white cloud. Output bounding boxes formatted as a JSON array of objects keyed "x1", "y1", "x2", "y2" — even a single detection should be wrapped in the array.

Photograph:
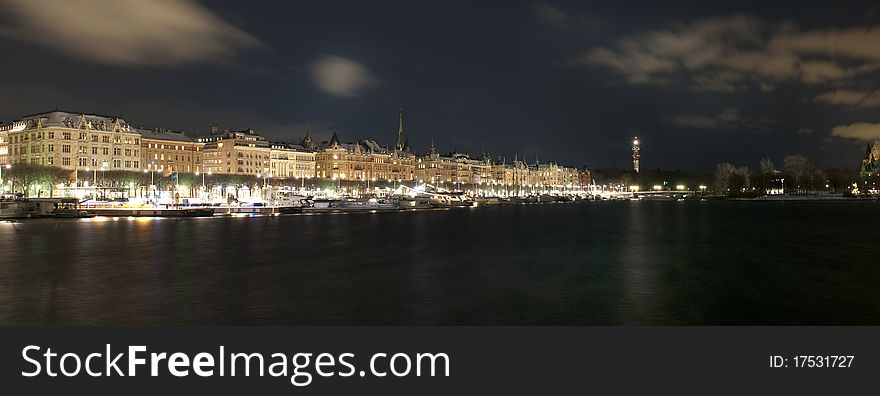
[
  {"x1": 0, "y1": 0, "x2": 260, "y2": 67},
  {"x1": 575, "y1": 14, "x2": 880, "y2": 91},
  {"x1": 309, "y1": 55, "x2": 377, "y2": 98},
  {"x1": 830, "y1": 122, "x2": 880, "y2": 140}
]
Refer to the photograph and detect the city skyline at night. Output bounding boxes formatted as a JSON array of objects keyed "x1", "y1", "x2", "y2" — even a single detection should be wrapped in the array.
[{"x1": 2, "y1": 0, "x2": 880, "y2": 171}]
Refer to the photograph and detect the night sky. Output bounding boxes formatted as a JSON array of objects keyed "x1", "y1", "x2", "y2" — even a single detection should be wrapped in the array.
[{"x1": 1, "y1": 0, "x2": 879, "y2": 171}]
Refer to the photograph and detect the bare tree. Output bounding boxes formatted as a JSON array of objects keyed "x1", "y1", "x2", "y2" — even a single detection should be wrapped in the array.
[
  {"x1": 713, "y1": 162, "x2": 751, "y2": 196},
  {"x1": 783, "y1": 154, "x2": 823, "y2": 194}
]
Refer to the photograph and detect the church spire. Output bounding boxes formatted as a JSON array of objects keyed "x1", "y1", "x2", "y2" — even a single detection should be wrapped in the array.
[
  {"x1": 395, "y1": 107, "x2": 405, "y2": 151},
  {"x1": 302, "y1": 124, "x2": 314, "y2": 149}
]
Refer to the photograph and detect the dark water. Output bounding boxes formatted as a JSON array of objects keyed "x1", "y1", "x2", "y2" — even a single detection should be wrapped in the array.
[{"x1": 1, "y1": 201, "x2": 879, "y2": 325}]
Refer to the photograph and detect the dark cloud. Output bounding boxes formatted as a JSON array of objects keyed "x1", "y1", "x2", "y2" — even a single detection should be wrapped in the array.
[
  {"x1": 668, "y1": 108, "x2": 776, "y2": 132},
  {"x1": 576, "y1": 14, "x2": 880, "y2": 90}
]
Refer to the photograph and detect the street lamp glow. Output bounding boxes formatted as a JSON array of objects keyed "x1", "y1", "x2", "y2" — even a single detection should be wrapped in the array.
[
  {"x1": 653, "y1": 185, "x2": 662, "y2": 191},
  {"x1": 676, "y1": 185, "x2": 685, "y2": 191}
]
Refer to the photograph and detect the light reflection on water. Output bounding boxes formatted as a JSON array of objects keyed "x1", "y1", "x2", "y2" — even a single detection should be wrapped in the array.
[{"x1": 1, "y1": 201, "x2": 879, "y2": 325}]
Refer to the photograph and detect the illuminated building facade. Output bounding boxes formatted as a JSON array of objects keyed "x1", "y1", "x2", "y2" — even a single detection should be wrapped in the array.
[
  {"x1": 139, "y1": 128, "x2": 204, "y2": 174},
  {"x1": 860, "y1": 140, "x2": 880, "y2": 193},
  {"x1": 5, "y1": 111, "x2": 141, "y2": 171},
  {"x1": 269, "y1": 140, "x2": 316, "y2": 179},
  {"x1": 0, "y1": 109, "x2": 590, "y2": 194},
  {"x1": 0, "y1": 124, "x2": 9, "y2": 165},
  {"x1": 200, "y1": 127, "x2": 271, "y2": 176},
  {"x1": 315, "y1": 132, "x2": 414, "y2": 182},
  {"x1": 315, "y1": 110, "x2": 416, "y2": 182}
]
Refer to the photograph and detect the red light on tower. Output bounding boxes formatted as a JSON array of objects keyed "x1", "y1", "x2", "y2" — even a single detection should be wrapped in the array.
[{"x1": 632, "y1": 136, "x2": 640, "y2": 173}]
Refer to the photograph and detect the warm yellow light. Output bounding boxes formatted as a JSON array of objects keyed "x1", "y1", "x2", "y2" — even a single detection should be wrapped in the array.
[
  {"x1": 653, "y1": 185, "x2": 662, "y2": 191},
  {"x1": 676, "y1": 185, "x2": 685, "y2": 190}
]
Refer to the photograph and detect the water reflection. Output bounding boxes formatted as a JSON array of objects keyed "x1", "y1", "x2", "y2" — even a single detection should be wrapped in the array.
[{"x1": 1, "y1": 201, "x2": 879, "y2": 325}]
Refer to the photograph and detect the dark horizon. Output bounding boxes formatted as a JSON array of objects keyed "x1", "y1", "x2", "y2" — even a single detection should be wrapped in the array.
[{"x1": 2, "y1": 0, "x2": 880, "y2": 172}]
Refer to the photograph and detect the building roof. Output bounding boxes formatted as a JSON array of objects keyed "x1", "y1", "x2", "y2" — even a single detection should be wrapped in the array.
[
  {"x1": 137, "y1": 128, "x2": 195, "y2": 142},
  {"x1": 16, "y1": 110, "x2": 131, "y2": 131}
]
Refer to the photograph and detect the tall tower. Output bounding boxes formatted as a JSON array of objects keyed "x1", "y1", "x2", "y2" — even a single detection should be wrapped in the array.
[
  {"x1": 632, "y1": 136, "x2": 640, "y2": 173},
  {"x1": 395, "y1": 107, "x2": 405, "y2": 151}
]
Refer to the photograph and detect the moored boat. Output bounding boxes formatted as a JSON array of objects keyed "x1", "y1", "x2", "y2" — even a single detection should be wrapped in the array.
[{"x1": 340, "y1": 198, "x2": 400, "y2": 211}]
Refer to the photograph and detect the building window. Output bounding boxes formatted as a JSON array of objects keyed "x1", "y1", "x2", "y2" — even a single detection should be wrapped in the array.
[
  {"x1": 103, "y1": 147, "x2": 109, "y2": 155},
  {"x1": 48, "y1": 144, "x2": 54, "y2": 152},
  {"x1": 62, "y1": 144, "x2": 71, "y2": 153},
  {"x1": 62, "y1": 157, "x2": 71, "y2": 166}
]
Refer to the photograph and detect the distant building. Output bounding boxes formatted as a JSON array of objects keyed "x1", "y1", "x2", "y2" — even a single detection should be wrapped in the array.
[
  {"x1": 200, "y1": 127, "x2": 270, "y2": 176},
  {"x1": 315, "y1": 131, "x2": 414, "y2": 182},
  {"x1": 0, "y1": 108, "x2": 593, "y2": 194},
  {"x1": 5, "y1": 110, "x2": 141, "y2": 171},
  {"x1": 861, "y1": 141, "x2": 880, "y2": 175},
  {"x1": 0, "y1": 123, "x2": 9, "y2": 166},
  {"x1": 314, "y1": 110, "x2": 415, "y2": 182},
  {"x1": 578, "y1": 165, "x2": 592, "y2": 187},
  {"x1": 269, "y1": 135, "x2": 315, "y2": 179},
  {"x1": 860, "y1": 140, "x2": 880, "y2": 193},
  {"x1": 139, "y1": 128, "x2": 204, "y2": 174}
]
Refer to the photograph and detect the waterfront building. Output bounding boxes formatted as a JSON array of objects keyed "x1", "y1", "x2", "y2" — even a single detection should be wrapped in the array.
[
  {"x1": 315, "y1": 132, "x2": 399, "y2": 182},
  {"x1": 861, "y1": 141, "x2": 880, "y2": 175},
  {"x1": 578, "y1": 166, "x2": 592, "y2": 187},
  {"x1": 5, "y1": 110, "x2": 141, "y2": 171},
  {"x1": 139, "y1": 128, "x2": 204, "y2": 174},
  {"x1": 0, "y1": 123, "x2": 9, "y2": 166},
  {"x1": 200, "y1": 127, "x2": 271, "y2": 176},
  {"x1": 1, "y1": 108, "x2": 592, "y2": 196},
  {"x1": 314, "y1": 110, "x2": 415, "y2": 183},
  {"x1": 414, "y1": 145, "x2": 474, "y2": 187},
  {"x1": 269, "y1": 138, "x2": 316, "y2": 179},
  {"x1": 860, "y1": 140, "x2": 880, "y2": 193}
]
